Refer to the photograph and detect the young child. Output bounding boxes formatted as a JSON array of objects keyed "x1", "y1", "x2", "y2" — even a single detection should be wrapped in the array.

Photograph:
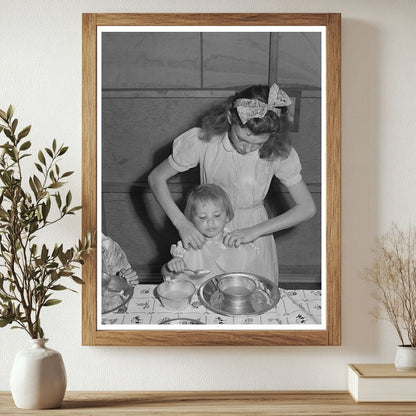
[
  {"x1": 163, "y1": 184, "x2": 267, "y2": 287},
  {"x1": 149, "y1": 84, "x2": 316, "y2": 284}
]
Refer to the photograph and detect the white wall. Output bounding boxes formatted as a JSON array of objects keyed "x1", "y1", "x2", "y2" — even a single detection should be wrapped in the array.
[{"x1": 1, "y1": 0, "x2": 416, "y2": 391}]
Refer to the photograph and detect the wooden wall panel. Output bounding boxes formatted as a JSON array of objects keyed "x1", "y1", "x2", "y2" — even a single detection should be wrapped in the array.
[
  {"x1": 277, "y1": 32, "x2": 321, "y2": 88},
  {"x1": 202, "y1": 33, "x2": 270, "y2": 88},
  {"x1": 103, "y1": 192, "x2": 182, "y2": 270},
  {"x1": 271, "y1": 192, "x2": 321, "y2": 266},
  {"x1": 102, "y1": 32, "x2": 201, "y2": 89},
  {"x1": 291, "y1": 97, "x2": 322, "y2": 184},
  {"x1": 101, "y1": 97, "x2": 223, "y2": 183}
]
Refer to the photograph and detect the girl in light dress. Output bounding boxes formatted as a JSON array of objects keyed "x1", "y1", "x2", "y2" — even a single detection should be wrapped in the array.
[
  {"x1": 149, "y1": 84, "x2": 316, "y2": 285},
  {"x1": 163, "y1": 184, "x2": 267, "y2": 287}
]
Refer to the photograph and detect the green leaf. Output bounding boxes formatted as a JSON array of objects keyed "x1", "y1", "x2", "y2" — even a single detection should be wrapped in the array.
[
  {"x1": 0, "y1": 317, "x2": 13, "y2": 327},
  {"x1": 50, "y1": 284, "x2": 68, "y2": 291},
  {"x1": 43, "y1": 299, "x2": 62, "y2": 307},
  {"x1": 58, "y1": 250, "x2": 67, "y2": 264},
  {"x1": 58, "y1": 146, "x2": 68, "y2": 156},
  {"x1": 55, "y1": 192, "x2": 62, "y2": 208},
  {"x1": 19, "y1": 140, "x2": 31, "y2": 151},
  {"x1": 33, "y1": 175, "x2": 43, "y2": 192},
  {"x1": 61, "y1": 171, "x2": 74, "y2": 178},
  {"x1": 6, "y1": 105, "x2": 14, "y2": 122},
  {"x1": 11, "y1": 118, "x2": 18, "y2": 133},
  {"x1": 41, "y1": 244, "x2": 48, "y2": 262},
  {"x1": 71, "y1": 276, "x2": 85, "y2": 285},
  {"x1": 65, "y1": 191, "x2": 72, "y2": 207},
  {"x1": 29, "y1": 177, "x2": 38, "y2": 197},
  {"x1": 45, "y1": 148, "x2": 53, "y2": 158},
  {"x1": 34, "y1": 163, "x2": 43, "y2": 173},
  {"x1": 38, "y1": 325, "x2": 44, "y2": 339},
  {"x1": 17, "y1": 125, "x2": 31, "y2": 140},
  {"x1": 48, "y1": 182, "x2": 64, "y2": 189},
  {"x1": 19, "y1": 153, "x2": 30, "y2": 160},
  {"x1": 52, "y1": 139, "x2": 57, "y2": 152},
  {"x1": 41, "y1": 202, "x2": 50, "y2": 220},
  {"x1": 69, "y1": 206, "x2": 82, "y2": 213},
  {"x1": 38, "y1": 150, "x2": 46, "y2": 165},
  {"x1": 4, "y1": 129, "x2": 12, "y2": 140},
  {"x1": 31, "y1": 244, "x2": 38, "y2": 256},
  {"x1": 0, "y1": 109, "x2": 7, "y2": 121}
]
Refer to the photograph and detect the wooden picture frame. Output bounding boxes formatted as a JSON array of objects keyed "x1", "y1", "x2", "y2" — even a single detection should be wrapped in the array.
[{"x1": 82, "y1": 13, "x2": 341, "y2": 346}]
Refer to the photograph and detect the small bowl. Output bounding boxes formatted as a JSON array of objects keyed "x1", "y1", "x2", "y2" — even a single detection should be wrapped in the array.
[
  {"x1": 160, "y1": 263, "x2": 210, "y2": 290},
  {"x1": 107, "y1": 274, "x2": 131, "y2": 292},
  {"x1": 217, "y1": 274, "x2": 257, "y2": 310},
  {"x1": 156, "y1": 280, "x2": 196, "y2": 311}
]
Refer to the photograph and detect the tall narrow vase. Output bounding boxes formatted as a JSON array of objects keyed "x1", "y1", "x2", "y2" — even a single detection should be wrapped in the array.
[{"x1": 10, "y1": 339, "x2": 67, "y2": 409}]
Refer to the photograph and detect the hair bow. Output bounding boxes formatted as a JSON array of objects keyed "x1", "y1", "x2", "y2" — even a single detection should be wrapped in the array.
[{"x1": 234, "y1": 84, "x2": 292, "y2": 125}]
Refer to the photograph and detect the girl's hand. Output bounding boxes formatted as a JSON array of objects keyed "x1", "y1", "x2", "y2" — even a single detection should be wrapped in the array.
[
  {"x1": 223, "y1": 227, "x2": 259, "y2": 248},
  {"x1": 167, "y1": 257, "x2": 186, "y2": 273},
  {"x1": 177, "y1": 220, "x2": 205, "y2": 250}
]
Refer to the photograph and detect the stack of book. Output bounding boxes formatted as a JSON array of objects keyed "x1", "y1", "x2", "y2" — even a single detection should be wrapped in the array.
[{"x1": 348, "y1": 364, "x2": 416, "y2": 402}]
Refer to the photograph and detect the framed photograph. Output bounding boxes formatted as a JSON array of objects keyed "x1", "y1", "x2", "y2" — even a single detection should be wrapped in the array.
[{"x1": 82, "y1": 13, "x2": 341, "y2": 346}]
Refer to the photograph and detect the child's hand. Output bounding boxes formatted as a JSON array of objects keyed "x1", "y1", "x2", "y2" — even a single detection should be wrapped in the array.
[
  {"x1": 223, "y1": 226, "x2": 259, "y2": 247},
  {"x1": 177, "y1": 220, "x2": 205, "y2": 250},
  {"x1": 167, "y1": 257, "x2": 186, "y2": 273}
]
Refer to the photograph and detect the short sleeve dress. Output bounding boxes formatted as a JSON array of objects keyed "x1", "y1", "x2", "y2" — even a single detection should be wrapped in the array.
[{"x1": 167, "y1": 127, "x2": 302, "y2": 284}]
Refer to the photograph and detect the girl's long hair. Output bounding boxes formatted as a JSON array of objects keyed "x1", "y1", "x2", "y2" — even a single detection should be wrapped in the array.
[{"x1": 200, "y1": 85, "x2": 291, "y2": 160}]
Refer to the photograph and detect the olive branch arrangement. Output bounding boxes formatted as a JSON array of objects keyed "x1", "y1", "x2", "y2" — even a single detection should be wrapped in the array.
[
  {"x1": 362, "y1": 223, "x2": 416, "y2": 347},
  {"x1": 0, "y1": 105, "x2": 94, "y2": 339}
]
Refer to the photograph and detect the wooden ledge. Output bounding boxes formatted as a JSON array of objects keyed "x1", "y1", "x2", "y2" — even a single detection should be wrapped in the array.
[{"x1": 2, "y1": 391, "x2": 416, "y2": 415}]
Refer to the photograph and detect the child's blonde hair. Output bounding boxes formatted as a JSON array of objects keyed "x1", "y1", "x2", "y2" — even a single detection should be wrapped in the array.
[{"x1": 184, "y1": 184, "x2": 234, "y2": 222}]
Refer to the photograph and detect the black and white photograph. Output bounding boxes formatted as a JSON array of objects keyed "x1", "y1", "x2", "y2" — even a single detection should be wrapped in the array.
[{"x1": 97, "y1": 26, "x2": 325, "y2": 330}]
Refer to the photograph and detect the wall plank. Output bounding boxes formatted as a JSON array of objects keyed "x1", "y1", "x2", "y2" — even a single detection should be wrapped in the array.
[
  {"x1": 102, "y1": 32, "x2": 201, "y2": 88},
  {"x1": 202, "y1": 32, "x2": 270, "y2": 87},
  {"x1": 277, "y1": 32, "x2": 322, "y2": 87}
]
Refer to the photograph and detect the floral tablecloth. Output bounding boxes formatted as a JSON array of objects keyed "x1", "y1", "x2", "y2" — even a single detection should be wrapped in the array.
[{"x1": 101, "y1": 284, "x2": 322, "y2": 326}]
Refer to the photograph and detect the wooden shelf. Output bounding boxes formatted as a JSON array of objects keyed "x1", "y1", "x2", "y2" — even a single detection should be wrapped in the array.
[{"x1": 2, "y1": 391, "x2": 416, "y2": 415}]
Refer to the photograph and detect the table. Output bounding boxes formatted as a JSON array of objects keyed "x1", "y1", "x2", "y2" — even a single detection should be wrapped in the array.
[
  {"x1": 2, "y1": 391, "x2": 416, "y2": 415},
  {"x1": 101, "y1": 284, "x2": 321, "y2": 326}
]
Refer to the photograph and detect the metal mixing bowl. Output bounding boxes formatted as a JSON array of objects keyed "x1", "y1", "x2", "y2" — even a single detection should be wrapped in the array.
[{"x1": 217, "y1": 274, "x2": 257, "y2": 309}]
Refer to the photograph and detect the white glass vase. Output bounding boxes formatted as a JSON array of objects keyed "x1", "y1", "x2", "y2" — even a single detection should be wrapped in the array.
[
  {"x1": 10, "y1": 338, "x2": 67, "y2": 409},
  {"x1": 394, "y1": 345, "x2": 416, "y2": 371}
]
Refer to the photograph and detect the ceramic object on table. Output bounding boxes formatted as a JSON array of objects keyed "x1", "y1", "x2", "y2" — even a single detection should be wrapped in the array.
[
  {"x1": 107, "y1": 274, "x2": 131, "y2": 292},
  {"x1": 156, "y1": 280, "x2": 196, "y2": 311},
  {"x1": 394, "y1": 345, "x2": 416, "y2": 371},
  {"x1": 10, "y1": 338, "x2": 66, "y2": 409}
]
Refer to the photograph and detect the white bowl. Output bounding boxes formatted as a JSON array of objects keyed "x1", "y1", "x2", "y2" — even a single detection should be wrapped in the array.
[{"x1": 156, "y1": 280, "x2": 196, "y2": 311}]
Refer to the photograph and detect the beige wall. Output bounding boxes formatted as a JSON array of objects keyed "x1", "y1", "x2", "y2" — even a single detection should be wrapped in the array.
[{"x1": 1, "y1": 0, "x2": 416, "y2": 391}]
